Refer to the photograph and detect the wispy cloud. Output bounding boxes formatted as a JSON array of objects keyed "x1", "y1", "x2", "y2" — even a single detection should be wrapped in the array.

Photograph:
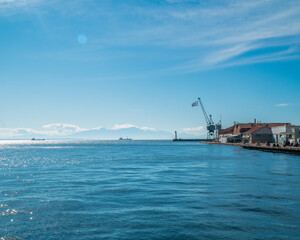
[
  {"x1": 102, "y1": 0, "x2": 299, "y2": 72},
  {"x1": 0, "y1": 127, "x2": 37, "y2": 137},
  {"x1": 178, "y1": 125, "x2": 206, "y2": 137},
  {"x1": 1, "y1": 0, "x2": 300, "y2": 72},
  {"x1": 42, "y1": 123, "x2": 88, "y2": 135},
  {"x1": 0, "y1": 0, "x2": 40, "y2": 8},
  {"x1": 205, "y1": 44, "x2": 259, "y2": 65},
  {"x1": 0, "y1": 123, "x2": 88, "y2": 137},
  {"x1": 275, "y1": 103, "x2": 289, "y2": 107},
  {"x1": 107, "y1": 0, "x2": 300, "y2": 71},
  {"x1": 182, "y1": 126, "x2": 205, "y2": 133}
]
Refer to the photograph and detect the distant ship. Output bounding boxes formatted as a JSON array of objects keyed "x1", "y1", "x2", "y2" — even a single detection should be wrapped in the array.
[
  {"x1": 31, "y1": 138, "x2": 45, "y2": 141},
  {"x1": 119, "y1": 137, "x2": 132, "y2": 141}
]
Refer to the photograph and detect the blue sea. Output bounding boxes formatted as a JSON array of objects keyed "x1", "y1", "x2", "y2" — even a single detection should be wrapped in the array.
[{"x1": 0, "y1": 140, "x2": 299, "y2": 240}]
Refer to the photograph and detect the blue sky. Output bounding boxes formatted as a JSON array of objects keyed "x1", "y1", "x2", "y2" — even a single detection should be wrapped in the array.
[{"x1": 0, "y1": 0, "x2": 300, "y2": 138}]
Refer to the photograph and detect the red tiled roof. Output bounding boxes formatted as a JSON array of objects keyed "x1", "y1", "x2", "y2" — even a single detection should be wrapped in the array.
[
  {"x1": 244, "y1": 123, "x2": 290, "y2": 134},
  {"x1": 235, "y1": 123, "x2": 255, "y2": 129},
  {"x1": 220, "y1": 123, "x2": 290, "y2": 135},
  {"x1": 267, "y1": 123, "x2": 291, "y2": 127},
  {"x1": 219, "y1": 126, "x2": 234, "y2": 134},
  {"x1": 244, "y1": 124, "x2": 267, "y2": 134}
]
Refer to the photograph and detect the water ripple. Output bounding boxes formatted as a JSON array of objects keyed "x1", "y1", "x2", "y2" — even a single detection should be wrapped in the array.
[{"x1": 0, "y1": 140, "x2": 299, "y2": 239}]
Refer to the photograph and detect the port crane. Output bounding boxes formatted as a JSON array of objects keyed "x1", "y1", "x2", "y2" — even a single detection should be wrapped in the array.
[{"x1": 197, "y1": 98, "x2": 217, "y2": 140}]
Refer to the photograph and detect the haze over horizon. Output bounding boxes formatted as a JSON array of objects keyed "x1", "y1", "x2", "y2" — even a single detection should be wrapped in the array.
[{"x1": 1, "y1": 0, "x2": 300, "y2": 139}]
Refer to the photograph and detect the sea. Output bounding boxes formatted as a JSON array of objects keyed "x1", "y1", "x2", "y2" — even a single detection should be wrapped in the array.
[{"x1": 0, "y1": 140, "x2": 299, "y2": 240}]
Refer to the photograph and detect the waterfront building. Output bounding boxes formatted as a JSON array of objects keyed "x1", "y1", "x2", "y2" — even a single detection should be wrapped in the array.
[
  {"x1": 271, "y1": 125, "x2": 300, "y2": 144},
  {"x1": 243, "y1": 125, "x2": 272, "y2": 143},
  {"x1": 218, "y1": 126, "x2": 234, "y2": 143},
  {"x1": 218, "y1": 122, "x2": 294, "y2": 144},
  {"x1": 242, "y1": 123, "x2": 290, "y2": 144},
  {"x1": 219, "y1": 122, "x2": 258, "y2": 143}
]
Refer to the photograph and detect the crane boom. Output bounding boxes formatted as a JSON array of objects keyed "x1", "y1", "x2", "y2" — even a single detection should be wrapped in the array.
[
  {"x1": 198, "y1": 98, "x2": 210, "y2": 124},
  {"x1": 197, "y1": 97, "x2": 215, "y2": 139}
]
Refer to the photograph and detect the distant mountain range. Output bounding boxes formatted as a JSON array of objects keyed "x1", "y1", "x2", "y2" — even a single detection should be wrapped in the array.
[
  {"x1": 0, "y1": 124, "x2": 208, "y2": 140},
  {"x1": 1, "y1": 126, "x2": 174, "y2": 140},
  {"x1": 69, "y1": 127, "x2": 173, "y2": 140}
]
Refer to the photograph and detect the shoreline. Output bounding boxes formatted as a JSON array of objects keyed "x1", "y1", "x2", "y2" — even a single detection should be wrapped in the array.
[
  {"x1": 200, "y1": 141, "x2": 242, "y2": 146},
  {"x1": 201, "y1": 141, "x2": 300, "y2": 155}
]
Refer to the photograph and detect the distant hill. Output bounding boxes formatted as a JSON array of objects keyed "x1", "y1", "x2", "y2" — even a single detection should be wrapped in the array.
[
  {"x1": 0, "y1": 126, "x2": 173, "y2": 140},
  {"x1": 0, "y1": 124, "x2": 209, "y2": 140},
  {"x1": 70, "y1": 127, "x2": 173, "y2": 140}
]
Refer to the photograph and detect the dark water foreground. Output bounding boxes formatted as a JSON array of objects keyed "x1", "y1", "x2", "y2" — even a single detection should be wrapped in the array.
[{"x1": 0, "y1": 140, "x2": 299, "y2": 240}]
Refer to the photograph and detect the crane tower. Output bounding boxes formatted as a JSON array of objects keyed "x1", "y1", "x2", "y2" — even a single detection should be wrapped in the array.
[
  {"x1": 192, "y1": 97, "x2": 221, "y2": 140},
  {"x1": 198, "y1": 98, "x2": 215, "y2": 139}
]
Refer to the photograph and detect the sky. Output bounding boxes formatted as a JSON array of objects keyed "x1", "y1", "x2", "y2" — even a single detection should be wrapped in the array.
[{"x1": 0, "y1": 0, "x2": 300, "y2": 139}]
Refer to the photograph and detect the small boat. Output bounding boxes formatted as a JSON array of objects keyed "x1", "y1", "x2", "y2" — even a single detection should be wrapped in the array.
[
  {"x1": 119, "y1": 137, "x2": 132, "y2": 141},
  {"x1": 31, "y1": 138, "x2": 45, "y2": 141}
]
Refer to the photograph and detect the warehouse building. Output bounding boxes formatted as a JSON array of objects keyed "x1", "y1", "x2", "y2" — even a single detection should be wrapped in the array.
[{"x1": 218, "y1": 121, "x2": 300, "y2": 144}]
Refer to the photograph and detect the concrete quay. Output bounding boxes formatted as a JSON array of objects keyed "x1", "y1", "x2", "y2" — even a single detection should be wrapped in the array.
[
  {"x1": 201, "y1": 141, "x2": 300, "y2": 155},
  {"x1": 242, "y1": 144, "x2": 300, "y2": 154}
]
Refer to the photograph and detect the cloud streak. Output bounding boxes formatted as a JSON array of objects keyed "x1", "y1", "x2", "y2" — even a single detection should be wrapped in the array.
[
  {"x1": 1, "y1": 0, "x2": 300, "y2": 72},
  {"x1": 182, "y1": 126, "x2": 206, "y2": 134},
  {"x1": 99, "y1": 0, "x2": 300, "y2": 71},
  {"x1": 275, "y1": 103, "x2": 289, "y2": 107},
  {"x1": 0, "y1": 128, "x2": 37, "y2": 137},
  {"x1": 0, "y1": 0, "x2": 40, "y2": 9},
  {"x1": 42, "y1": 123, "x2": 88, "y2": 135},
  {"x1": 102, "y1": 0, "x2": 299, "y2": 72},
  {"x1": 0, "y1": 123, "x2": 87, "y2": 138}
]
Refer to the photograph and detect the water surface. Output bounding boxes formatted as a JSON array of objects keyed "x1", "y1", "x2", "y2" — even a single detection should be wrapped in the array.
[{"x1": 0, "y1": 140, "x2": 299, "y2": 239}]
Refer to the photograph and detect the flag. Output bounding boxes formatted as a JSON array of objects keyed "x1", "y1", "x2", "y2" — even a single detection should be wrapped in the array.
[{"x1": 192, "y1": 101, "x2": 198, "y2": 107}]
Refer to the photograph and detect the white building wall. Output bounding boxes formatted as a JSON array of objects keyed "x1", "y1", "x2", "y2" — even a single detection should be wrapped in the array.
[
  {"x1": 292, "y1": 126, "x2": 300, "y2": 144},
  {"x1": 271, "y1": 126, "x2": 287, "y2": 134},
  {"x1": 271, "y1": 125, "x2": 300, "y2": 144},
  {"x1": 271, "y1": 126, "x2": 286, "y2": 143}
]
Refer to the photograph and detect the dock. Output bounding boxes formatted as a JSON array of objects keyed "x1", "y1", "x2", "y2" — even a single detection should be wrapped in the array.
[
  {"x1": 200, "y1": 141, "x2": 300, "y2": 155},
  {"x1": 173, "y1": 139, "x2": 212, "y2": 142},
  {"x1": 242, "y1": 145, "x2": 300, "y2": 154}
]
